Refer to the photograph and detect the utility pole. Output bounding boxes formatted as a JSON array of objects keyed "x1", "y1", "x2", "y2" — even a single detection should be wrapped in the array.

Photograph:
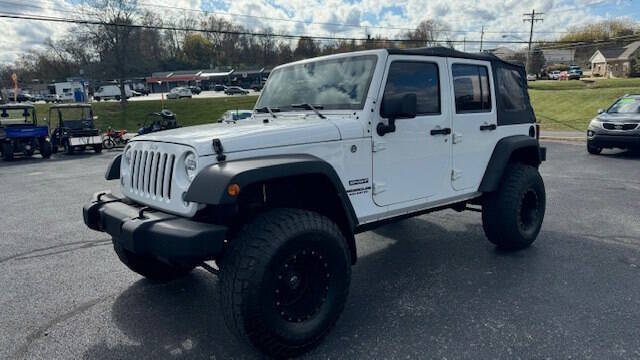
[
  {"x1": 479, "y1": 26, "x2": 485, "y2": 52},
  {"x1": 523, "y1": 9, "x2": 544, "y2": 72}
]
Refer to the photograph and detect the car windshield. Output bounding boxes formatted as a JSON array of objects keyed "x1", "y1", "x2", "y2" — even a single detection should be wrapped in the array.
[
  {"x1": 256, "y1": 55, "x2": 377, "y2": 111},
  {"x1": 0, "y1": 108, "x2": 35, "y2": 125},
  {"x1": 607, "y1": 98, "x2": 640, "y2": 114}
]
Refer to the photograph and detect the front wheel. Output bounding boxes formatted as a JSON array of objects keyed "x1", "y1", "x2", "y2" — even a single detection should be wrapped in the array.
[
  {"x1": 64, "y1": 141, "x2": 74, "y2": 155},
  {"x1": 220, "y1": 209, "x2": 351, "y2": 358},
  {"x1": 587, "y1": 142, "x2": 602, "y2": 155},
  {"x1": 103, "y1": 138, "x2": 115, "y2": 149},
  {"x1": 39, "y1": 139, "x2": 52, "y2": 159},
  {"x1": 113, "y1": 241, "x2": 195, "y2": 282},
  {"x1": 2, "y1": 142, "x2": 13, "y2": 161},
  {"x1": 482, "y1": 163, "x2": 546, "y2": 251}
]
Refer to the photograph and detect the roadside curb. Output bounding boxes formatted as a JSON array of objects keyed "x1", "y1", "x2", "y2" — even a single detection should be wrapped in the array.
[{"x1": 540, "y1": 135, "x2": 585, "y2": 143}]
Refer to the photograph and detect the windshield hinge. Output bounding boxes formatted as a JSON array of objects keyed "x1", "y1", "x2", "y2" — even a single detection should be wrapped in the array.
[
  {"x1": 372, "y1": 141, "x2": 386, "y2": 152},
  {"x1": 212, "y1": 138, "x2": 226, "y2": 162}
]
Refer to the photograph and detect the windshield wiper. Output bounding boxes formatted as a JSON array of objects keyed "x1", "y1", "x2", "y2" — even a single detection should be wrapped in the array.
[
  {"x1": 255, "y1": 106, "x2": 280, "y2": 118},
  {"x1": 291, "y1": 103, "x2": 326, "y2": 119}
]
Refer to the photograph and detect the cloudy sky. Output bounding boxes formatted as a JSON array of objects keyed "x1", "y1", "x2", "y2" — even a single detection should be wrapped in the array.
[{"x1": 0, "y1": 0, "x2": 638, "y2": 64}]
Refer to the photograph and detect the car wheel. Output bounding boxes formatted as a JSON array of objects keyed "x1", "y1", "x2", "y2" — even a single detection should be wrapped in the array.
[
  {"x1": 64, "y1": 141, "x2": 74, "y2": 155},
  {"x1": 587, "y1": 142, "x2": 602, "y2": 155},
  {"x1": 482, "y1": 163, "x2": 546, "y2": 251},
  {"x1": 39, "y1": 138, "x2": 52, "y2": 159},
  {"x1": 93, "y1": 144, "x2": 102, "y2": 153},
  {"x1": 2, "y1": 142, "x2": 14, "y2": 161},
  {"x1": 220, "y1": 208, "x2": 351, "y2": 358},
  {"x1": 113, "y1": 240, "x2": 195, "y2": 282}
]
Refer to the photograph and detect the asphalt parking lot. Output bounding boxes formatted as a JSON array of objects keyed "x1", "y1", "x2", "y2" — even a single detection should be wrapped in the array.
[{"x1": 1, "y1": 141, "x2": 640, "y2": 359}]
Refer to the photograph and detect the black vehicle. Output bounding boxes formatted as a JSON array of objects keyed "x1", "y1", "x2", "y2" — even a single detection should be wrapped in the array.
[
  {"x1": 8, "y1": 92, "x2": 34, "y2": 103},
  {"x1": 137, "y1": 109, "x2": 179, "y2": 135},
  {"x1": 212, "y1": 84, "x2": 227, "y2": 91},
  {"x1": 224, "y1": 86, "x2": 249, "y2": 95},
  {"x1": 0, "y1": 103, "x2": 52, "y2": 160},
  {"x1": 49, "y1": 103, "x2": 103, "y2": 154},
  {"x1": 250, "y1": 83, "x2": 264, "y2": 91},
  {"x1": 188, "y1": 86, "x2": 202, "y2": 95},
  {"x1": 587, "y1": 94, "x2": 640, "y2": 154}
]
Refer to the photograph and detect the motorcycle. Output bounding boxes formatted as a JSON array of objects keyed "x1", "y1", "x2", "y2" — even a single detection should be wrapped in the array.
[{"x1": 102, "y1": 127, "x2": 128, "y2": 149}]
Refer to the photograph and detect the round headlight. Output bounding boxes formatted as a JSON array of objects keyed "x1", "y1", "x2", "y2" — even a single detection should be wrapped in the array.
[{"x1": 184, "y1": 152, "x2": 197, "y2": 181}]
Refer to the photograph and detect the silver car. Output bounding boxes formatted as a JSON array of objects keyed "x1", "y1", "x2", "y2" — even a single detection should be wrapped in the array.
[{"x1": 587, "y1": 94, "x2": 640, "y2": 154}]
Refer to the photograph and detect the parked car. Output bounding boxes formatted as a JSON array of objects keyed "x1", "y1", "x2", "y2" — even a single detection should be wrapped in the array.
[
  {"x1": 568, "y1": 65, "x2": 583, "y2": 76},
  {"x1": 94, "y1": 85, "x2": 133, "y2": 101},
  {"x1": 7, "y1": 92, "x2": 34, "y2": 103},
  {"x1": 212, "y1": 84, "x2": 227, "y2": 91},
  {"x1": 250, "y1": 83, "x2": 264, "y2": 91},
  {"x1": 218, "y1": 109, "x2": 253, "y2": 122},
  {"x1": 32, "y1": 94, "x2": 44, "y2": 102},
  {"x1": 526, "y1": 74, "x2": 537, "y2": 81},
  {"x1": 44, "y1": 94, "x2": 62, "y2": 103},
  {"x1": 549, "y1": 70, "x2": 561, "y2": 80},
  {"x1": 84, "y1": 47, "x2": 546, "y2": 358},
  {"x1": 188, "y1": 86, "x2": 202, "y2": 95},
  {"x1": 0, "y1": 103, "x2": 52, "y2": 160},
  {"x1": 587, "y1": 94, "x2": 640, "y2": 154},
  {"x1": 167, "y1": 87, "x2": 193, "y2": 99},
  {"x1": 48, "y1": 103, "x2": 102, "y2": 154},
  {"x1": 224, "y1": 86, "x2": 249, "y2": 95},
  {"x1": 568, "y1": 69, "x2": 581, "y2": 80}
]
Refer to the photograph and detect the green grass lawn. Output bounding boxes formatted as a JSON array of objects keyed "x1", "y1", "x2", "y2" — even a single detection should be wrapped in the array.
[
  {"x1": 529, "y1": 78, "x2": 640, "y2": 131},
  {"x1": 30, "y1": 78, "x2": 640, "y2": 133},
  {"x1": 34, "y1": 96, "x2": 259, "y2": 131}
]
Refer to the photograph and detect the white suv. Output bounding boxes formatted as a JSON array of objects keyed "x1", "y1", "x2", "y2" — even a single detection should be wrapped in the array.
[{"x1": 84, "y1": 47, "x2": 546, "y2": 357}]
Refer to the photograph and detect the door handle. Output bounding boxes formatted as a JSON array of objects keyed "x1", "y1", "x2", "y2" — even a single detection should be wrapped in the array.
[
  {"x1": 430, "y1": 127, "x2": 452, "y2": 136},
  {"x1": 479, "y1": 124, "x2": 497, "y2": 131}
]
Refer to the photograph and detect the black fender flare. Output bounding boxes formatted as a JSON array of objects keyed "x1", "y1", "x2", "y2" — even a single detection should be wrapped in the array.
[
  {"x1": 184, "y1": 154, "x2": 359, "y2": 261},
  {"x1": 479, "y1": 135, "x2": 544, "y2": 193},
  {"x1": 105, "y1": 154, "x2": 122, "y2": 180}
]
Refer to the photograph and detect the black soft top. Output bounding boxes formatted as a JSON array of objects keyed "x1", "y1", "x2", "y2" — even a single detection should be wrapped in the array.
[{"x1": 386, "y1": 47, "x2": 534, "y2": 126}]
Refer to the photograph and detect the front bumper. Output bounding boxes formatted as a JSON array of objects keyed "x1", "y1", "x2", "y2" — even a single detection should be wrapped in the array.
[
  {"x1": 587, "y1": 132, "x2": 640, "y2": 148},
  {"x1": 83, "y1": 191, "x2": 227, "y2": 258}
]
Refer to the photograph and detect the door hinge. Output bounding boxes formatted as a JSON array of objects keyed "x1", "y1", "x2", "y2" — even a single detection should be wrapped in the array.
[
  {"x1": 373, "y1": 181, "x2": 386, "y2": 195},
  {"x1": 451, "y1": 170, "x2": 462, "y2": 181},
  {"x1": 372, "y1": 141, "x2": 386, "y2": 152},
  {"x1": 452, "y1": 132, "x2": 463, "y2": 144}
]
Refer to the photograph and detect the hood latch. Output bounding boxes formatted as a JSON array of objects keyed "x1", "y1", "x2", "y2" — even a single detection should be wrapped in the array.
[{"x1": 212, "y1": 138, "x2": 226, "y2": 162}]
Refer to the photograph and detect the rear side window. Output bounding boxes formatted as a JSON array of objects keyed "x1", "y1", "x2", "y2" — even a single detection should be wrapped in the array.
[
  {"x1": 452, "y1": 64, "x2": 491, "y2": 113},
  {"x1": 382, "y1": 61, "x2": 440, "y2": 115},
  {"x1": 496, "y1": 68, "x2": 527, "y2": 112}
]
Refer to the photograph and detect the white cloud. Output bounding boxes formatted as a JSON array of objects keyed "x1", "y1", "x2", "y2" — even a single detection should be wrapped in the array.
[{"x1": 0, "y1": 0, "x2": 634, "y2": 64}]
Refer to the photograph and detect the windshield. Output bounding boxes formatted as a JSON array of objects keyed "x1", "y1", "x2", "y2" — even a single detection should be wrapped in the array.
[
  {"x1": 0, "y1": 108, "x2": 36, "y2": 126},
  {"x1": 257, "y1": 55, "x2": 377, "y2": 111},
  {"x1": 53, "y1": 107, "x2": 93, "y2": 125},
  {"x1": 607, "y1": 98, "x2": 640, "y2": 114}
]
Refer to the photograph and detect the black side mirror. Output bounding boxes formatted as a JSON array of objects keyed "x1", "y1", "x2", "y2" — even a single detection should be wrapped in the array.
[{"x1": 378, "y1": 93, "x2": 417, "y2": 136}]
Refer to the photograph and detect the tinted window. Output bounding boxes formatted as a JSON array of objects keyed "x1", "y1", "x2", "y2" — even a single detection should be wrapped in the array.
[
  {"x1": 381, "y1": 61, "x2": 440, "y2": 116},
  {"x1": 452, "y1": 64, "x2": 491, "y2": 113},
  {"x1": 496, "y1": 68, "x2": 527, "y2": 112}
]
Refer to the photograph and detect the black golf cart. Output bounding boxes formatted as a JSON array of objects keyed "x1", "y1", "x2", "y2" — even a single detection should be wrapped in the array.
[
  {"x1": 0, "y1": 103, "x2": 52, "y2": 161},
  {"x1": 48, "y1": 103, "x2": 102, "y2": 154}
]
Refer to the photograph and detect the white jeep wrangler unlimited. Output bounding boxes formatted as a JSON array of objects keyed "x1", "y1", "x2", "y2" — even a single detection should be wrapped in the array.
[{"x1": 84, "y1": 47, "x2": 546, "y2": 357}]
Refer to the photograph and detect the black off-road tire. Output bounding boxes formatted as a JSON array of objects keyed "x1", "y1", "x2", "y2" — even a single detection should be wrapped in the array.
[
  {"x1": 112, "y1": 240, "x2": 195, "y2": 282},
  {"x1": 220, "y1": 208, "x2": 351, "y2": 358},
  {"x1": 39, "y1": 139, "x2": 52, "y2": 159},
  {"x1": 587, "y1": 142, "x2": 602, "y2": 155},
  {"x1": 93, "y1": 144, "x2": 102, "y2": 153},
  {"x1": 482, "y1": 163, "x2": 546, "y2": 251}
]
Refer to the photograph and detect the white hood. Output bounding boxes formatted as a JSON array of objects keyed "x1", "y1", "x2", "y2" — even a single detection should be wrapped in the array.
[{"x1": 132, "y1": 115, "x2": 347, "y2": 156}]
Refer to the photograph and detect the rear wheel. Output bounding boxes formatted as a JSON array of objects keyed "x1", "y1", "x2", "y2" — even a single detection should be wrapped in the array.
[
  {"x1": 482, "y1": 163, "x2": 546, "y2": 251},
  {"x1": 64, "y1": 141, "x2": 74, "y2": 155},
  {"x1": 220, "y1": 208, "x2": 351, "y2": 358},
  {"x1": 103, "y1": 138, "x2": 115, "y2": 149},
  {"x1": 2, "y1": 142, "x2": 13, "y2": 161},
  {"x1": 93, "y1": 144, "x2": 102, "y2": 153},
  {"x1": 39, "y1": 139, "x2": 52, "y2": 159},
  {"x1": 587, "y1": 142, "x2": 602, "y2": 155},
  {"x1": 113, "y1": 240, "x2": 196, "y2": 282}
]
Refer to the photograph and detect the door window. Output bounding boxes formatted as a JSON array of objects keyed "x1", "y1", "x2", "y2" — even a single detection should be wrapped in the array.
[
  {"x1": 381, "y1": 61, "x2": 440, "y2": 116},
  {"x1": 452, "y1": 64, "x2": 491, "y2": 113}
]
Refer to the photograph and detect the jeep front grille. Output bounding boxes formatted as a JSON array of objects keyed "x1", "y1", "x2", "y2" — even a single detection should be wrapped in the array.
[{"x1": 130, "y1": 149, "x2": 175, "y2": 200}]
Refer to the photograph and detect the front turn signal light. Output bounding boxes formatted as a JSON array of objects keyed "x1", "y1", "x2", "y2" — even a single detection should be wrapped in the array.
[{"x1": 227, "y1": 184, "x2": 240, "y2": 197}]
